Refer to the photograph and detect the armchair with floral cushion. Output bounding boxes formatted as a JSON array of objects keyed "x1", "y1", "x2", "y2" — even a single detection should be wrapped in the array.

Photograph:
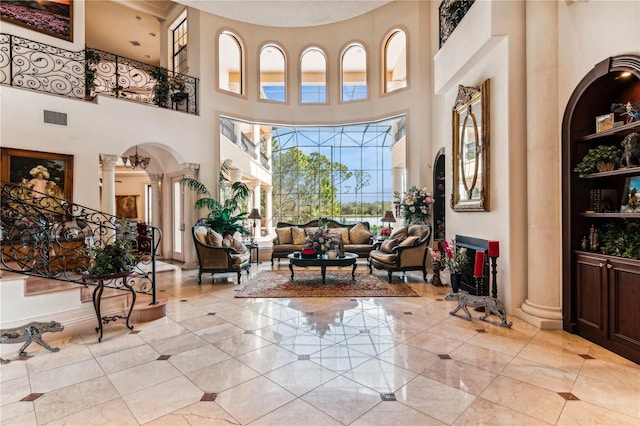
[
  {"x1": 368, "y1": 222, "x2": 431, "y2": 282},
  {"x1": 192, "y1": 222, "x2": 250, "y2": 284}
]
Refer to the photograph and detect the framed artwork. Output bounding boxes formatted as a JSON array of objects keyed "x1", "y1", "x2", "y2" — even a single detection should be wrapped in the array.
[
  {"x1": 116, "y1": 195, "x2": 138, "y2": 219},
  {"x1": 0, "y1": 0, "x2": 73, "y2": 42},
  {"x1": 1, "y1": 147, "x2": 74, "y2": 202},
  {"x1": 620, "y1": 176, "x2": 640, "y2": 213},
  {"x1": 595, "y1": 113, "x2": 614, "y2": 133}
]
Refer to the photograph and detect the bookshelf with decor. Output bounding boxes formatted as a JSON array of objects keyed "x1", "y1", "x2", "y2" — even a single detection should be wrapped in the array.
[{"x1": 562, "y1": 55, "x2": 640, "y2": 364}]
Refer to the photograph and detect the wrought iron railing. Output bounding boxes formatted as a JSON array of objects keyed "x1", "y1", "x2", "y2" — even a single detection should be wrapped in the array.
[
  {"x1": 0, "y1": 180, "x2": 162, "y2": 304},
  {"x1": 0, "y1": 33, "x2": 199, "y2": 115},
  {"x1": 439, "y1": 0, "x2": 475, "y2": 47},
  {"x1": 260, "y1": 151, "x2": 270, "y2": 169}
]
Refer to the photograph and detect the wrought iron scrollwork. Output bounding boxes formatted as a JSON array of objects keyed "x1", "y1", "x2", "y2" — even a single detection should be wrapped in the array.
[
  {"x1": 439, "y1": 0, "x2": 476, "y2": 48},
  {"x1": 1, "y1": 180, "x2": 162, "y2": 303}
]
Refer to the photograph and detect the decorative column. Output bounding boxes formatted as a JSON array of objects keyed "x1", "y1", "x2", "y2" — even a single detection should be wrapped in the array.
[
  {"x1": 181, "y1": 163, "x2": 200, "y2": 269},
  {"x1": 148, "y1": 173, "x2": 163, "y2": 255},
  {"x1": 249, "y1": 179, "x2": 261, "y2": 210},
  {"x1": 265, "y1": 185, "x2": 273, "y2": 236},
  {"x1": 515, "y1": 0, "x2": 563, "y2": 329},
  {"x1": 100, "y1": 154, "x2": 118, "y2": 216}
]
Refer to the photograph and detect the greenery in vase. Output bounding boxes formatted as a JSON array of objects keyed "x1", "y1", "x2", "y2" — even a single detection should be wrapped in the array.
[
  {"x1": 598, "y1": 221, "x2": 640, "y2": 259},
  {"x1": 573, "y1": 145, "x2": 622, "y2": 177},
  {"x1": 151, "y1": 67, "x2": 170, "y2": 107},
  {"x1": 87, "y1": 223, "x2": 140, "y2": 275}
]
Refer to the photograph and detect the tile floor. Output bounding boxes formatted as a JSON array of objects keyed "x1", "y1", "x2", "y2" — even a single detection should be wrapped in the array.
[{"x1": 1, "y1": 262, "x2": 639, "y2": 425}]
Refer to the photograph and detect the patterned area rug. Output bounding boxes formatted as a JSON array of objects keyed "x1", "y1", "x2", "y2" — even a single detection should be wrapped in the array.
[{"x1": 235, "y1": 269, "x2": 419, "y2": 298}]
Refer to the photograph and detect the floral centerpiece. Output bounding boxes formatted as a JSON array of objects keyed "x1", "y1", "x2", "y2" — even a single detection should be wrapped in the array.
[
  {"x1": 394, "y1": 186, "x2": 433, "y2": 225},
  {"x1": 439, "y1": 239, "x2": 469, "y2": 273},
  {"x1": 303, "y1": 225, "x2": 340, "y2": 256}
]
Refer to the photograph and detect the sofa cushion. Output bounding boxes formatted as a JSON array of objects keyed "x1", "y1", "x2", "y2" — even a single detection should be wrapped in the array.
[
  {"x1": 224, "y1": 235, "x2": 247, "y2": 253},
  {"x1": 291, "y1": 227, "x2": 307, "y2": 245},
  {"x1": 207, "y1": 229, "x2": 224, "y2": 247},
  {"x1": 305, "y1": 227, "x2": 319, "y2": 237},
  {"x1": 380, "y1": 238, "x2": 400, "y2": 253},
  {"x1": 195, "y1": 226, "x2": 209, "y2": 244},
  {"x1": 398, "y1": 236, "x2": 420, "y2": 247},
  {"x1": 333, "y1": 228, "x2": 350, "y2": 245},
  {"x1": 276, "y1": 227, "x2": 293, "y2": 244},
  {"x1": 231, "y1": 252, "x2": 250, "y2": 266},
  {"x1": 349, "y1": 222, "x2": 372, "y2": 244},
  {"x1": 272, "y1": 243, "x2": 303, "y2": 254},
  {"x1": 408, "y1": 224, "x2": 429, "y2": 239},
  {"x1": 369, "y1": 250, "x2": 397, "y2": 266},
  {"x1": 390, "y1": 226, "x2": 408, "y2": 241}
]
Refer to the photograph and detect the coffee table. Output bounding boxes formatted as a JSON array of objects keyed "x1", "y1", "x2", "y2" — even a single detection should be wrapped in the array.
[{"x1": 287, "y1": 252, "x2": 358, "y2": 284}]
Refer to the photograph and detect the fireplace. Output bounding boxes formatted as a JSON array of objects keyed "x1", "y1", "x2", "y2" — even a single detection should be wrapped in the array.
[{"x1": 455, "y1": 235, "x2": 489, "y2": 296}]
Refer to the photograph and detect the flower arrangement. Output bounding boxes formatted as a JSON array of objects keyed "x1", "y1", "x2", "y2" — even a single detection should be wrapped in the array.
[
  {"x1": 380, "y1": 227, "x2": 391, "y2": 237},
  {"x1": 303, "y1": 225, "x2": 340, "y2": 256},
  {"x1": 394, "y1": 186, "x2": 433, "y2": 224},
  {"x1": 439, "y1": 239, "x2": 469, "y2": 273}
]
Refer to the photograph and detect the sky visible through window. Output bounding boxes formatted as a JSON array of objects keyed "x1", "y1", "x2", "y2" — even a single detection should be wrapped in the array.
[{"x1": 262, "y1": 85, "x2": 367, "y2": 102}]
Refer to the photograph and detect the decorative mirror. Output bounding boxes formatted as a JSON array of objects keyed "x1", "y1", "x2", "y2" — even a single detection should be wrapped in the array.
[{"x1": 451, "y1": 79, "x2": 490, "y2": 211}]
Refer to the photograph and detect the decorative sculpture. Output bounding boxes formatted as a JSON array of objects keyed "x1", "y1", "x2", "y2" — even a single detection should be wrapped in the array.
[
  {"x1": 445, "y1": 291, "x2": 512, "y2": 328},
  {"x1": 0, "y1": 321, "x2": 64, "y2": 364},
  {"x1": 620, "y1": 132, "x2": 640, "y2": 168}
]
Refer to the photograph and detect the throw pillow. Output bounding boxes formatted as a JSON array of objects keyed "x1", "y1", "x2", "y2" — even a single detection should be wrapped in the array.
[
  {"x1": 225, "y1": 235, "x2": 247, "y2": 253},
  {"x1": 380, "y1": 238, "x2": 399, "y2": 253},
  {"x1": 206, "y1": 229, "x2": 224, "y2": 247},
  {"x1": 291, "y1": 227, "x2": 306, "y2": 245},
  {"x1": 390, "y1": 226, "x2": 408, "y2": 241},
  {"x1": 349, "y1": 222, "x2": 372, "y2": 244},
  {"x1": 276, "y1": 227, "x2": 293, "y2": 244},
  {"x1": 398, "y1": 236, "x2": 420, "y2": 247},
  {"x1": 334, "y1": 228, "x2": 350, "y2": 245},
  {"x1": 194, "y1": 226, "x2": 208, "y2": 245}
]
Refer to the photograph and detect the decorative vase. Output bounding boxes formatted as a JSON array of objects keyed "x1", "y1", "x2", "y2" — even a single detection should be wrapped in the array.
[
  {"x1": 327, "y1": 250, "x2": 337, "y2": 259},
  {"x1": 450, "y1": 272, "x2": 461, "y2": 293}
]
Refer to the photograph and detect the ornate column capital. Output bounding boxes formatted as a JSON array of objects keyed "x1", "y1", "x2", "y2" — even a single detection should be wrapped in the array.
[
  {"x1": 100, "y1": 154, "x2": 119, "y2": 170},
  {"x1": 181, "y1": 163, "x2": 200, "y2": 179},
  {"x1": 148, "y1": 173, "x2": 163, "y2": 183}
]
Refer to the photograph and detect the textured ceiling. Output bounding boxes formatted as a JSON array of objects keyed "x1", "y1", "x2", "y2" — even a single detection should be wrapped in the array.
[{"x1": 174, "y1": 0, "x2": 393, "y2": 27}]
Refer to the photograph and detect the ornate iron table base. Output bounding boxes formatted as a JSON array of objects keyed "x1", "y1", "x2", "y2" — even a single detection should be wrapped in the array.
[{"x1": 90, "y1": 272, "x2": 136, "y2": 342}]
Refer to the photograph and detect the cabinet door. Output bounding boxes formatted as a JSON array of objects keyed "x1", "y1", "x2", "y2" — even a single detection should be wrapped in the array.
[
  {"x1": 608, "y1": 259, "x2": 640, "y2": 351},
  {"x1": 575, "y1": 253, "x2": 607, "y2": 336}
]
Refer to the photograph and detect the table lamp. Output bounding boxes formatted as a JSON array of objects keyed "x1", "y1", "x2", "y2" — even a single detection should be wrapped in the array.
[
  {"x1": 380, "y1": 210, "x2": 396, "y2": 237},
  {"x1": 247, "y1": 208, "x2": 262, "y2": 243}
]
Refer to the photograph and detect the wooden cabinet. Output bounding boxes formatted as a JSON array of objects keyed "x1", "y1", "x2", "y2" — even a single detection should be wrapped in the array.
[{"x1": 563, "y1": 55, "x2": 640, "y2": 364}]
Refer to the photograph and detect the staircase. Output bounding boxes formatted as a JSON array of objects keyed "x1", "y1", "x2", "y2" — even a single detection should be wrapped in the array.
[{"x1": 0, "y1": 180, "x2": 167, "y2": 335}]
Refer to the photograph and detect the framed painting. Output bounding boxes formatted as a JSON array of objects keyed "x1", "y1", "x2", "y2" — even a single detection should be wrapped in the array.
[
  {"x1": 621, "y1": 176, "x2": 640, "y2": 213},
  {"x1": 1, "y1": 148, "x2": 74, "y2": 202},
  {"x1": 116, "y1": 195, "x2": 138, "y2": 219},
  {"x1": 0, "y1": 0, "x2": 73, "y2": 42}
]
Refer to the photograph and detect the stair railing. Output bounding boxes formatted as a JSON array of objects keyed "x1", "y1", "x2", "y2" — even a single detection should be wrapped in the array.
[{"x1": 0, "y1": 180, "x2": 161, "y2": 305}]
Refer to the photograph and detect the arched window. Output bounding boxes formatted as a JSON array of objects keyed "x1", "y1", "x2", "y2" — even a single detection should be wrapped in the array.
[
  {"x1": 341, "y1": 43, "x2": 367, "y2": 102},
  {"x1": 218, "y1": 31, "x2": 243, "y2": 95},
  {"x1": 384, "y1": 30, "x2": 407, "y2": 93},
  {"x1": 260, "y1": 44, "x2": 286, "y2": 102},
  {"x1": 300, "y1": 47, "x2": 327, "y2": 103}
]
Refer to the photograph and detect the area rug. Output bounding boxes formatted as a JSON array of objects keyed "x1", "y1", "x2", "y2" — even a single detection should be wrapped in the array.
[{"x1": 235, "y1": 269, "x2": 419, "y2": 298}]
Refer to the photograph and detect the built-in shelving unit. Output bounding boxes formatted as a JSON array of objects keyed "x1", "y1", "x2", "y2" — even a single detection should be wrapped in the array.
[{"x1": 562, "y1": 55, "x2": 640, "y2": 364}]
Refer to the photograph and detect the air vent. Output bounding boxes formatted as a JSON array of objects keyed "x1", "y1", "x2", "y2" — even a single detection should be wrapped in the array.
[
  {"x1": 43, "y1": 110, "x2": 67, "y2": 126},
  {"x1": 130, "y1": 40, "x2": 141, "y2": 46}
]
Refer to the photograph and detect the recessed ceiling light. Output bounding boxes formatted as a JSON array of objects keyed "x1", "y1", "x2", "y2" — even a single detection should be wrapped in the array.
[
  {"x1": 149, "y1": 32, "x2": 156, "y2": 37},
  {"x1": 136, "y1": 16, "x2": 142, "y2": 21},
  {"x1": 621, "y1": 72, "x2": 632, "y2": 78},
  {"x1": 145, "y1": 55, "x2": 151, "y2": 59}
]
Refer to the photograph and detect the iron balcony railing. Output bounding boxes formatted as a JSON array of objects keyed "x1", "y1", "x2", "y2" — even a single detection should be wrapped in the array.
[
  {"x1": 0, "y1": 180, "x2": 162, "y2": 304},
  {"x1": 0, "y1": 33, "x2": 199, "y2": 115},
  {"x1": 439, "y1": 0, "x2": 475, "y2": 48}
]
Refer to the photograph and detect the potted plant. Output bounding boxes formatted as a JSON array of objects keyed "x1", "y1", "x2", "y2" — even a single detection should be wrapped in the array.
[
  {"x1": 86, "y1": 225, "x2": 140, "y2": 276},
  {"x1": 169, "y1": 75, "x2": 188, "y2": 103},
  {"x1": 573, "y1": 145, "x2": 622, "y2": 177},
  {"x1": 84, "y1": 48, "x2": 101, "y2": 100},
  {"x1": 150, "y1": 67, "x2": 170, "y2": 107},
  {"x1": 181, "y1": 160, "x2": 251, "y2": 236}
]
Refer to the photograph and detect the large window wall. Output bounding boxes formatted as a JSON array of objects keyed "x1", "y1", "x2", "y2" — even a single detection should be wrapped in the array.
[{"x1": 271, "y1": 116, "x2": 404, "y2": 225}]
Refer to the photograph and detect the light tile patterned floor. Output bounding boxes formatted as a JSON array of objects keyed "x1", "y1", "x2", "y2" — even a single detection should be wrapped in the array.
[{"x1": 1, "y1": 263, "x2": 639, "y2": 425}]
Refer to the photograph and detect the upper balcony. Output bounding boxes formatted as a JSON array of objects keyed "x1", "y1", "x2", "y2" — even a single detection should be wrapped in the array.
[{"x1": 0, "y1": 33, "x2": 199, "y2": 115}]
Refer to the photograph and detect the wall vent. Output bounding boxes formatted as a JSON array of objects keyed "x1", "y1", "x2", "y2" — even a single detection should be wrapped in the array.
[{"x1": 43, "y1": 110, "x2": 68, "y2": 126}]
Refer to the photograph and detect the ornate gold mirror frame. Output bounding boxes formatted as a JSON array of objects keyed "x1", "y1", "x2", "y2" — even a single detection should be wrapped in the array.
[{"x1": 451, "y1": 79, "x2": 490, "y2": 211}]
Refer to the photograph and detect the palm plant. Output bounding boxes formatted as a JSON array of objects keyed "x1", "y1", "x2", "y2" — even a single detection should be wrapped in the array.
[{"x1": 181, "y1": 160, "x2": 251, "y2": 235}]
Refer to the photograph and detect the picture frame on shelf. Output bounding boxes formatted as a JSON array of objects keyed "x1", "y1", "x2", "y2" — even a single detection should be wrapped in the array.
[
  {"x1": 620, "y1": 176, "x2": 640, "y2": 213},
  {"x1": 595, "y1": 113, "x2": 614, "y2": 133}
]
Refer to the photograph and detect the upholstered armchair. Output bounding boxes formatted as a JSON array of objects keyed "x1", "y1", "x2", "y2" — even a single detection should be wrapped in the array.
[
  {"x1": 192, "y1": 224, "x2": 250, "y2": 284},
  {"x1": 368, "y1": 223, "x2": 431, "y2": 282}
]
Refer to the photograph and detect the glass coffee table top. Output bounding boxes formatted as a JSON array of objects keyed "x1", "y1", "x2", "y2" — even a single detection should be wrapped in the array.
[{"x1": 287, "y1": 252, "x2": 358, "y2": 284}]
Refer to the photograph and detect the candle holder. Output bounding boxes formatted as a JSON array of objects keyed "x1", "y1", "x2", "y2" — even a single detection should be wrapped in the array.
[
  {"x1": 431, "y1": 259, "x2": 442, "y2": 286},
  {"x1": 490, "y1": 255, "x2": 498, "y2": 299},
  {"x1": 474, "y1": 276, "x2": 486, "y2": 312}
]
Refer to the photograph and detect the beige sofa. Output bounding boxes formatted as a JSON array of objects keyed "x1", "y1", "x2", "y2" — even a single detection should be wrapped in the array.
[
  {"x1": 271, "y1": 219, "x2": 374, "y2": 265},
  {"x1": 368, "y1": 222, "x2": 431, "y2": 282}
]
